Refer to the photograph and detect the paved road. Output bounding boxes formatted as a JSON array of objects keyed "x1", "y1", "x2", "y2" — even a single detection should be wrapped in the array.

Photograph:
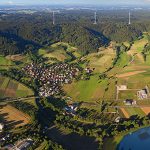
[
  {"x1": 109, "y1": 105, "x2": 150, "y2": 108},
  {"x1": 0, "y1": 96, "x2": 39, "y2": 105}
]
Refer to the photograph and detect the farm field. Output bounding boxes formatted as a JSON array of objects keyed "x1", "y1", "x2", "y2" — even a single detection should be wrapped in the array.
[
  {"x1": 0, "y1": 76, "x2": 34, "y2": 98},
  {"x1": 120, "y1": 107, "x2": 146, "y2": 118},
  {"x1": 0, "y1": 105, "x2": 30, "y2": 128}
]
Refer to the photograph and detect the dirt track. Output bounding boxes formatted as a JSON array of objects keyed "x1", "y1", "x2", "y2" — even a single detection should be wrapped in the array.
[{"x1": 116, "y1": 70, "x2": 146, "y2": 78}]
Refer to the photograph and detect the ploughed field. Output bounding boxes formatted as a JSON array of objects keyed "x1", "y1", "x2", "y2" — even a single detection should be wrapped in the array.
[
  {"x1": 0, "y1": 76, "x2": 34, "y2": 98},
  {"x1": 0, "y1": 105, "x2": 30, "y2": 128}
]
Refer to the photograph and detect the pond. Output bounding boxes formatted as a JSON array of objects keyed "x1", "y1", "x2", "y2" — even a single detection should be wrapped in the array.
[{"x1": 117, "y1": 127, "x2": 150, "y2": 150}]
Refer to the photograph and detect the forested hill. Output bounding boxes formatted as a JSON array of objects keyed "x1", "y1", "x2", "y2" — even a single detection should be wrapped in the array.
[
  {"x1": 91, "y1": 23, "x2": 145, "y2": 42},
  {"x1": 0, "y1": 10, "x2": 149, "y2": 55},
  {"x1": 60, "y1": 24, "x2": 109, "y2": 54}
]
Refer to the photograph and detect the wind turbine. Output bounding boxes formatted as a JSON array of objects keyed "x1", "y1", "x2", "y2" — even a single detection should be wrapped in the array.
[
  {"x1": 52, "y1": 11, "x2": 55, "y2": 25},
  {"x1": 128, "y1": 11, "x2": 131, "y2": 25},
  {"x1": 94, "y1": 12, "x2": 97, "y2": 25}
]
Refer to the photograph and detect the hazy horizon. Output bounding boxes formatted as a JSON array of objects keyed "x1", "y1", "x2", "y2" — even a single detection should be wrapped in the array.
[{"x1": 0, "y1": 0, "x2": 150, "y2": 6}]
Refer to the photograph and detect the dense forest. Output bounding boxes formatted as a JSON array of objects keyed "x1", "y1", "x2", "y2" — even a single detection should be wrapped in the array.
[{"x1": 0, "y1": 10, "x2": 150, "y2": 55}]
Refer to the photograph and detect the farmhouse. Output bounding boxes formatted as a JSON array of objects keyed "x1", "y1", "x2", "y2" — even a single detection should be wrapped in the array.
[
  {"x1": 115, "y1": 116, "x2": 121, "y2": 123},
  {"x1": 137, "y1": 89, "x2": 148, "y2": 100},
  {"x1": 124, "y1": 99, "x2": 136, "y2": 106},
  {"x1": 64, "y1": 103, "x2": 78, "y2": 116},
  {"x1": 117, "y1": 85, "x2": 127, "y2": 91},
  {"x1": 85, "y1": 68, "x2": 95, "y2": 74}
]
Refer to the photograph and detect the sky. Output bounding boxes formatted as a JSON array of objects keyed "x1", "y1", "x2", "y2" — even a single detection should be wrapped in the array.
[{"x1": 0, "y1": 0, "x2": 150, "y2": 6}]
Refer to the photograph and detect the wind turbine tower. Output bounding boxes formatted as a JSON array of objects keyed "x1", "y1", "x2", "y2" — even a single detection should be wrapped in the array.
[
  {"x1": 94, "y1": 12, "x2": 97, "y2": 25},
  {"x1": 129, "y1": 11, "x2": 131, "y2": 25},
  {"x1": 53, "y1": 11, "x2": 55, "y2": 25}
]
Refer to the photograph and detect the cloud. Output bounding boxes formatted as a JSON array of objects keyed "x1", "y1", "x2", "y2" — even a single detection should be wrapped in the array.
[{"x1": 6, "y1": 0, "x2": 14, "y2": 5}]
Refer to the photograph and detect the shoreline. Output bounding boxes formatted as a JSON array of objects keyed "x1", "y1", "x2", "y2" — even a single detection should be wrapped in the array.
[{"x1": 103, "y1": 125, "x2": 150, "y2": 150}]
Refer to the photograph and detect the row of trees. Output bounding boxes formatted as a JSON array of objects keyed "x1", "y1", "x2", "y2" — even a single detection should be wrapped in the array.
[{"x1": 55, "y1": 111, "x2": 150, "y2": 149}]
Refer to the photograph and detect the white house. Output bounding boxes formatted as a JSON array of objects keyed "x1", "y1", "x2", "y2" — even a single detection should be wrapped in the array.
[
  {"x1": 137, "y1": 89, "x2": 148, "y2": 100},
  {"x1": 117, "y1": 85, "x2": 127, "y2": 91}
]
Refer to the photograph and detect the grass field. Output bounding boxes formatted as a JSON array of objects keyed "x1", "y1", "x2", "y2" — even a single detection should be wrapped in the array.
[
  {"x1": 39, "y1": 48, "x2": 71, "y2": 62},
  {"x1": 63, "y1": 75, "x2": 109, "y2": 102},
  {"x1": 118, "y1": 90, "x2": 137, "y2": 100},
  {"x1": 0, "y1": 54, "x2": 33, "y2": 70},
  {"x1": 0, "y1": 76, "x2": 34, "y2": 98},
  {"x1": 5, "y1": 54, "x2": 25, "y2": 62},
  {"x1": 38, "y1": 42, "x2": 80, "y2": 63},
  {"x1": 0, "y1": 55, "x2": 14, "y2": 70},
  {"x1": 0, "y1": 105, "x2": 30, "y2": 128},
  {"x1": 115, "y1": 51, "x2": 131, "y2": 68},
  {"x1": 82, "y1": 45, "x2": 115, "y2": 73},
  {"x1": 0, "y1": 55, "x2": 13, "y2": 65}
]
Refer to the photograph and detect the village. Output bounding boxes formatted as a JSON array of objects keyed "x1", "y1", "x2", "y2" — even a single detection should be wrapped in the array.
[{"x1": 22, "y1": 63, "x2": 79, "y2": 97}]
